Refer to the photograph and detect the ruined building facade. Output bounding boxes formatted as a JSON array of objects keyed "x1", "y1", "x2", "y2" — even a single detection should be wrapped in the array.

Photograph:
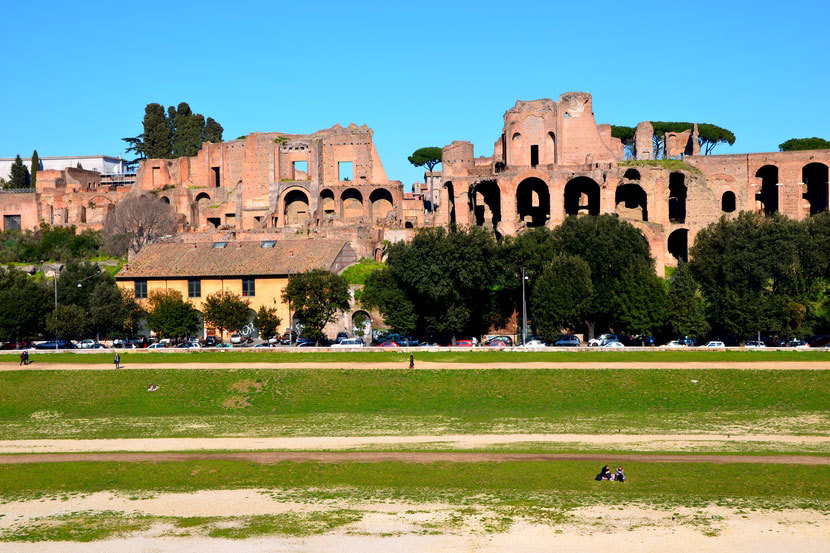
[{"x1": 2, "y1": 92, "x2": 829, "y2": 273}]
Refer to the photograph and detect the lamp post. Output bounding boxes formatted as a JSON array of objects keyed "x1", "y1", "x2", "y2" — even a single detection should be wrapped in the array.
[{"x1": 521, "y1": 266, "x2": 528, "y2": 346}]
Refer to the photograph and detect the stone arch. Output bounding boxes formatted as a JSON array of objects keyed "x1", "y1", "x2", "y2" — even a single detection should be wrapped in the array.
[
  {"x1": 352, "y1": 310, "x2": 372, "y2": 343},
  {"x1": 721, "y1": 191, "x2": 736, "y2": 213},
  {"x1": 159, "y1": 196, "x2": 171, "y2": 204},
  {"x1": 195, "y1": 192, "x2": 211, "y2": 203},
  {"x1": 548, "y1": 132, "x2": 557, "y2": 164},
  {"x1": 667, "y1": 228, "x2": 688, "y2": 263},
  {"x1": 340, "y1": 188, "x2": 364, "y2": 218},
  {"x1": 564, "y1": 177, "x2": 600, "y2": 216},
  {"x1": 283, "y1": 189, "x2": 311, "y2": 226},
  {"x1": 320, "y1": 189, "x2": 335, "y2": 217},
  {"x1": 516, "y1": 177, "x2": 550, "y2": 227},
  {"x1": 623, "y1": 168, "x2": 641, "y2": 181},
  {"x1": 668, "y1": 172, "x2": 687, "y2": 223},
  {"x1": 443, "y1": 181, "x2": 456, "y2": 224},
  {"x1": 370, "y1": 188, "x2": 394, "y2": 222},
  {"x1": 803, "y1": 163, "x2": 829, "y2": 215},
  {"x1": 615, "y1": 183, "x2": 648, "y2": 221},
  {"x1": 471, "y1": 180, "x2": 501, "y2": 232},
  {"x1": 755, "y1": 165, "x2": 779, "y2": 215}
]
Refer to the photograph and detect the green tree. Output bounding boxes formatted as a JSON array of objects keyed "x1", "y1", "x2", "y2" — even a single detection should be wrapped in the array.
[
  {"x1": 146, "y1": 290, "x2": 200, "y2": 340},
  {"x1": 88, "y1": 282, "x2": 141, "y2": 339},
  {"x1": 121, "y1": 135, "x2": 146, "y2": 168},
  {"x1": 610, "y1": 125, "x2": 636, "y2": 158},
  {"x1": 202, "y1": 290, "x2": 250, "y2": 339},
  {"x1": 666, "y1": 262, "x2": 709, "y2": 339},
  {"x1": 779, "y1": 137, "x2": 830, "y2": 151},
  {"x1": 8, "y1": 155, "x2": 30, "y2": 188},
  {"x1": 530, "y1": 254, "x2": 593, "y2": 342},
  {"x1": 253, "y1": 305, "x2": 281, "y2": 339},
  {"x1": 697, "y1": 123, "x2": 736, "y2": 155},
  {"x1": 0, "y1": 268, "x2": 52, "y2": 341},
  {"x1": 30, "y1": 150, "x2": 39, "y2": 189},
  {"x1": 204, "y1": 117, "x2": 224, "y2": 143},
  {"x1": 407, "y1": 147, "x2": 442, "y2": 173},
  {"x1": 361, "y1": 267, "x2": 417, "y2": 335},
  {"x1": 171, "y1": 102, "x2": 205, "y2": 158},
  {"x1": 282, "y1": 269, "x2": 351, "y2": 344},
  {"x1": 45, "y1": 304, "x2": 90, "y2": 341},
  {"x1": 142, "y1": 103, "x2": 171, "y2": 159},
  {"x1": 612, "y1": 261, "x2": 667, "y2": 336}
]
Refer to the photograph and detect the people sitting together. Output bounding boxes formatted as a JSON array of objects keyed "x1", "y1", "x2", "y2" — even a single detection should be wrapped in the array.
[
  {"x1": 147, "y1": 383, "x2": 159, "y2": 392},
  {"x1": 595, "y1": 465, "x2": 626, "y2": 482}
]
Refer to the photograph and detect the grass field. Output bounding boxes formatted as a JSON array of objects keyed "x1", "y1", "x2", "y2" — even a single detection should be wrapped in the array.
[
  {"x1": 1, "y1": 369, "x2": 826, "y2": 439},
  {"x1": 2, "y1": 349, "x2": 830, "y2": 364}
]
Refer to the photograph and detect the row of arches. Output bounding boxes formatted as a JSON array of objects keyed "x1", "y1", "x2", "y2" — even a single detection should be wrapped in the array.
[
  {"x1": 283, "y1": 187, "x2": 395, "y2": 226},
  {"x1": 753, "y1": 163, "x2": 829, "y2": 216}
]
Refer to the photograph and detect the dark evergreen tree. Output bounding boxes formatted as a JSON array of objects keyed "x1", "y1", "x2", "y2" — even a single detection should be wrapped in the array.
[
  {"x1": 666, "y1": 262, "x2": 709, "y2": 339},
  {"x1": 142, "y1": 103, "x2": 171, "y2": 159},
  {"x1": 531, "y1": 254, "x2": 593, "y2": 342},
  {"x1": 30, "y1": 150, "x2": 39, "y2": 188},
  {"x1": 204, "y1": 117, "x2": 224, "y2": 143},
  {"x1": 9, "y1": 155, "x2": 30, "y2": 188}
]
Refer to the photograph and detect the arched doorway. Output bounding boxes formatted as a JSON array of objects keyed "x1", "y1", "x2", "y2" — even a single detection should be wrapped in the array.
[
  {"x1": 803, "y1": 163, "x2": 829, "y2": 215},
  {"x1": 352, "y1": 310, "x2": 372, "y2": 344},
  {"x1": 668, "y1": 172, "x2": 687, "y2": 223},
  {"x1": 195, "y1": 192, "x2": 211, "y2": 203},
  {"x1": 668, "y1": 229, "x2": 688, "y2": 263},
  {"x1": 564, "y1": 177, "x2": 599, "y2": 216},
  {"x1": 320, "y1": 189, "x2": 335, "y2": 218},
  {"x1": 471, "y1": 180, "x2": 501, "y2": 231},
  {"x1": 370, "y1": 189, "x2": 394, "y2": 222},
  {"x1": 755, "y1": 165, "x2": 778, "y2": 215},
  {"x1": 721, "y1": 191, "x2": 736, "y2": 213},
  {"x1": 623, "y1": 168, "x2": 641, "y2": 181},
  {"x1": 341, "y1": 188, "x2": 363, "y2": 218},
  {"x1": 615, "y1": 183, "x2": 648, "y2": 221},
  {"x1": 516, "y1": 177, "x2": 550, "y2": 227},
  {"x1": 160, "y1": 196, "x2": 170, "y2": 204},
  {"x1": 283, "y1": 189, "x2": 310, "y2": 225}
]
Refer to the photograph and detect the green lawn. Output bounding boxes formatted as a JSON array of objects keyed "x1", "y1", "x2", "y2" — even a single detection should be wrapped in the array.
[
  {"x1": 3, "y1": 349, "x2": 830, "y2": 364},
  {"x1": 2, "y1": 460, "x2": 827, "y2": 508},
  {"x1": 1, "y1": 369, "x2": 826, "y2": 438}
]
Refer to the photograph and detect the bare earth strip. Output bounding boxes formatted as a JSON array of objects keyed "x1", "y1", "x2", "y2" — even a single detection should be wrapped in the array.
[
  {"x1": 3, "y1": 361, "x2": 830, "y2": 370},
  {"x1": 1, "y1": 451, "x2": 827, "y2": 465},
  {"x1": 1, "y1": 434, "x2": 827, "y2": 454}
]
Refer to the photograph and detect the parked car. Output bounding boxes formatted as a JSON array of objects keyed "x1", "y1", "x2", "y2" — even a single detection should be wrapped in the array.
[
  {"x1": 601, "y1": 341, "x2": 625, "y2": 348},
  {"x1": 664, "y1": 340, "x2": 687, "y2": 347},
  {"x1": 254, "y1": 342, "x2": 274, "y2": 348},
  {"x1": 331, "y1": 338, "x2": 364, "y2": 348},
  {"x1": 334, "y1": 331, "x2": 350, "y2": 344},
  {"x1": 202, "y1": 336, "x2": 218, "y2": 347},
  {"x1": 454, "y1": 339, "x2": 474, "y2": 347},
  {"x1": 148, "y1": 343, "x2": 166, "y2": 349},
  {"x1": 178, "y1": 342, "x2": 200, "y2": 349},
  {"x1": 35, "y1": 340, "x2": 75, "y2": 350},
  {"x1": 215, "y1": 342, "x2": 233, "y2": 349},
  {"x1": 521, "y1": 339, "x2": 547, "y2": 348},
  {"x1": 553, "y1": 335, "x2": 580, "y2": 347},
  {"x1": 588, "y1": 334, "x2": 619, "y2": 347},
  {"x1": 808, "y1": 335, "x2": 830, "y2": 348},
  {"x1": 745, "y1": 340, "x2": 767, "y2": 348},
  {"x1": 485, "y1": 335, "x2": 514, "y2": 347},
  {"x1": 787, "y1": 339, "x2": 810, "y2": 349},
  {"x1": 230, "y1": 334, "x2": 243, "y2": 345},
  {"x1": 296, "y1": 342, "x2": 317, "y2": 348},
  {"x1": 378, "y1": 340, "x2": 400, "y2": 347},
  {"x1": 702, "y1": 341, "x2": 726, "y2": 348}
]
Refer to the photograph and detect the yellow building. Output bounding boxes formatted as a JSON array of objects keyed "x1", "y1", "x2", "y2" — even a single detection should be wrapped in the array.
[{"x1": 116, "y1": 239, "x2": 357, "y2": 339}]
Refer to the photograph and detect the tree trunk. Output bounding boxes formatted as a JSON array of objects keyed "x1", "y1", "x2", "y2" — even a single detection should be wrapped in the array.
[{"x1": 585, "y1": 321, "x2": 595, "y2": 341}]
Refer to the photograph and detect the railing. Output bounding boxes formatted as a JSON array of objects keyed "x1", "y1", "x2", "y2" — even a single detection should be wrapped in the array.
[{"x1": 0, "y1": 188, "x2": 35, "y2": 194}]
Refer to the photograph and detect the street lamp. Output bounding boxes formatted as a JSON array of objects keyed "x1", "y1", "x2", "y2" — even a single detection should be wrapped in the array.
[{"x1": 521, "y1": 266, "x2": 528, "y2": 346}]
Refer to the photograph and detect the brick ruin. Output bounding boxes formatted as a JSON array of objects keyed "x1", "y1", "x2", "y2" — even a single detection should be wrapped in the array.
[{"x1": 2, "y1": 92, "x2": 829, "y2": 273}]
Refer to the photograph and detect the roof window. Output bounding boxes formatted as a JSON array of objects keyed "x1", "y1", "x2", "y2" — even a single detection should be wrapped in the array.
[{"x1": 212, "y1": 242, "x2": 228, "y2": 249}]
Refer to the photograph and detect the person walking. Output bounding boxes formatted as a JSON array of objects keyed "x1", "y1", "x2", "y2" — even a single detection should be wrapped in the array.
[
  {"x1": 23, "y1": 350, "x2": 29, "y2": 366},
  {"x1": 19, "y1": 351, "x2": 25, "y2": 366},
  {"x1": 114, "y1": 352, "x2": 120, "y2": 370}
]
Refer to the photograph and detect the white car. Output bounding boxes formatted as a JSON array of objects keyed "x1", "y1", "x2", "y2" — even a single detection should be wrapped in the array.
[
  {"x1": 521, "y1": 340, "x2": 547, "y2": 348},
  {"x1": 703, "y1": 341, "x2": 726, "y2": 348},
  {"x1": 230, "y1": 334, "x2": 243, "y2": 345},
  {"x1": 331, "y1": 338, "x2": 364, "y2": 348},
  {"x1": 664, "y1": 340, "x2": 687, "y2": 348},
  {"x1": 745, "y1": 341, "x2": 766, "y2": 348},
  {"x1": 148, "y1": 343, "x2": 166, "y2": 349},
  {"x1": 601, "y1": 341, "x2": 625, "y2": 348}
]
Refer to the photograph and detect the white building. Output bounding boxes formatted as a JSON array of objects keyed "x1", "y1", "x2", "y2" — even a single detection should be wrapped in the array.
[{"x1": 0, "y1": 155, "x2": 131, "y2": 180}]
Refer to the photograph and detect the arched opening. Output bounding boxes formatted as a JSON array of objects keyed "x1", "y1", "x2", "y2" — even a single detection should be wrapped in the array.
[
  {"x1": 370, "y1": 189, "x2": 394, "y2": 222},
  {"x1": 803, "y1": 163, "x2": 829, "y2": 215},
  {"x1": 667, "y1": 228, "x2": 688, "y2": 263},
  {"x1": 623, "y1": 168, "x2": 641, "y2": 181},
  {"x1": 241, "y1": 308, "x2": 259, "y2": 340},
  {"x1": 668, "y1": 172, "x2": 687, "y2": 223},
  {"x1": 511, "y1": 133, "x2": 522, "y2": 165},
  {"x1": 320, "y1": 189, "x2": 335, "y2": 218},
  {"x1": 283, "y1": 189, "x2": 310, "y2": 226},
  {"x1": 517, "y1": 177, "x2": 551, "y2": 227},
  {"x1": 340, "y1": 188, "x2": 364, "y2": 218},
  {"x1": 159, "y1": 196, "x2": 170, "y2": 204},
  {"x1": 352, "y1": 310, "x2": 372, "y2": 344},
  {"x1": 548, "y1": 132, "x2": 557, "y2": 164},
  {"x1": 443, "y1": 182, "x2": 456, "y2": 224},
  {"x1": 195, "y1": 192, "x2": 211, "y2": 203},
  {"x1": 471, "y1": 180, "x2": 501, "y2": 231},
  {"x1": 564, "y1": 177, "x2": 600, "y2": 216},
  {"x1": 615, "y1": 183, "x2": 648, "y2": 221},
  {"x1": 721, "y1": 191, "x2": 736, "y2": 213},
  {"x1": 755, "y1": 165, "x2": 779, "y2": 215}
]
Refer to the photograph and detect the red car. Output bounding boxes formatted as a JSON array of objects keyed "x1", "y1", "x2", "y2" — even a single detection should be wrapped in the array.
[
  {"x1": 455, "y1": 339, "x2": 473, "y2": 347},
  {"x1": 378, "y1": 340, "x2": 400, "y2": 347}
]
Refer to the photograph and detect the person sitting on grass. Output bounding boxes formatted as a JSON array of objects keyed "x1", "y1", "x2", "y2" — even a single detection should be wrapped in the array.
[
  {"x1": 147, "y1": 383, "x2": 159, "y2": 392},
  {"x1": 595, "y1": 465, "x2": 611, "y2": 481},
  {"x1": 615, "y1": 466, "x2": 626, "y2": 482}
]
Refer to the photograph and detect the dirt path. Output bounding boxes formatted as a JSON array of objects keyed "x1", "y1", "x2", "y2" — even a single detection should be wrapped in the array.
[
  {"x1": 1, "y1": 433, "x2": 826, "y2": 454},
  {"x1": 3, "y1": 361, "x2": 830, "y2": 370},
  {"x1": 2, "y1": 451, "x2": 827, "y2": 465}
]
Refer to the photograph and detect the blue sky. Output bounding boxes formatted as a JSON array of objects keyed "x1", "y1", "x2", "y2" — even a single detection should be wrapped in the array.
[{"x1": 2, "y1": 0, "x2": 828, "y2": 188}]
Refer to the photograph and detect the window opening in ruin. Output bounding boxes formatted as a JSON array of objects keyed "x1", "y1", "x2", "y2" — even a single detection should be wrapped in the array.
[
  {"x1": 320, "y1": 189, "x2": 336, "y2": 217},
  {"x1": 615, "y1": 183, "x2": 648, "y2": 221},
  {"x1": 667, "y1": 229, "x2": 688, "y2": 263},
  {"x1": 472, "y1": 180, "x2": 501, "y2": 234},
  {"x1": 3, "y1": 214, "x2": 21, "y2": 230},
  {"x1": 755, "y1": 165, "x2": 779, "y2": 215},
  {"x1": 134, "y1": 280, "x2": 147, "y2": 299},
  {"x1": 212, "y1": 242, "x2": 227, "y2": 249},
  {"x1": 292, "y1": 161, "x2": 309, "y2": 180},
  {"x1": 195, "y1": 192, "x2": 211, "y2": 203},
  {"x1": 623, "y1": 168, "x2": 641, "y2": 181},
  {"x1": 548, "y1": 132, "x2": 556, "y2": 164},
  {"x1": 530, "y1": 145, "x2": 539, "y2": 167},
  {"x1": 261, "y1": 240, "x2": 276, "y2": 248},
  {"x1": 188, "y1": 279, "x2": 201, "y2": 298},
  {"x1": 152, "y1": 167, "x2": 160, "y2": 187},
  {"x1": 721, "y1": 191, "x2": 736, "y2": 213},
  {"x1": 212, "y1": 167, "x2": 221, "y2": 187},
  {"x1": 253, "y1": 216, "x2": 262, "y2": 224},
  {"x1": 405, "y1": 221, "x2": 414, "y2": 229},
  {"x1": 208, "y1": 217, "x2": 221, "y2": 228},
  {"x1": 803, "y1": 163, "x2": 829, "y2": 216},
  {"x1": 444, "y1": 182, "x2": 456, "y2": 224},
  {"x1": 668, "y1": 172, "x2": 687, "y2": 223},
  {"x1": 160, "y1": 196, "x2": 170, "y2": 204},
  {"x1": 517, "y1": 177, "x2": 551, "y2": 227},
  {"x1": 370, "y1": 189, "x2": 394, "y2": 222},
  {"x1": 341, "y1": 188, "x2": 364, "y2": 218},
  {"x1": 283, "y1": 189, "x2": 311, "y2": 225},
  {"x1": 338, "y1": 161, "x2": 353, "y2": 182},
  {"x1": 564, "y1": 177, "x2": 600, "y2": 217}
]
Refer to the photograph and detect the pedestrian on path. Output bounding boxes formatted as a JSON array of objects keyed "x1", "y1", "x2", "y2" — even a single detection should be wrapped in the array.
[{"x1": 114, "y1": 352, "x2": 120, "y2": 370}]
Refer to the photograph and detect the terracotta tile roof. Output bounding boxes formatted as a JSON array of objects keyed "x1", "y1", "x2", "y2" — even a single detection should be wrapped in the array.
[{"x1": 116, "y1": 239, "x2": 348, "y2": 279}]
